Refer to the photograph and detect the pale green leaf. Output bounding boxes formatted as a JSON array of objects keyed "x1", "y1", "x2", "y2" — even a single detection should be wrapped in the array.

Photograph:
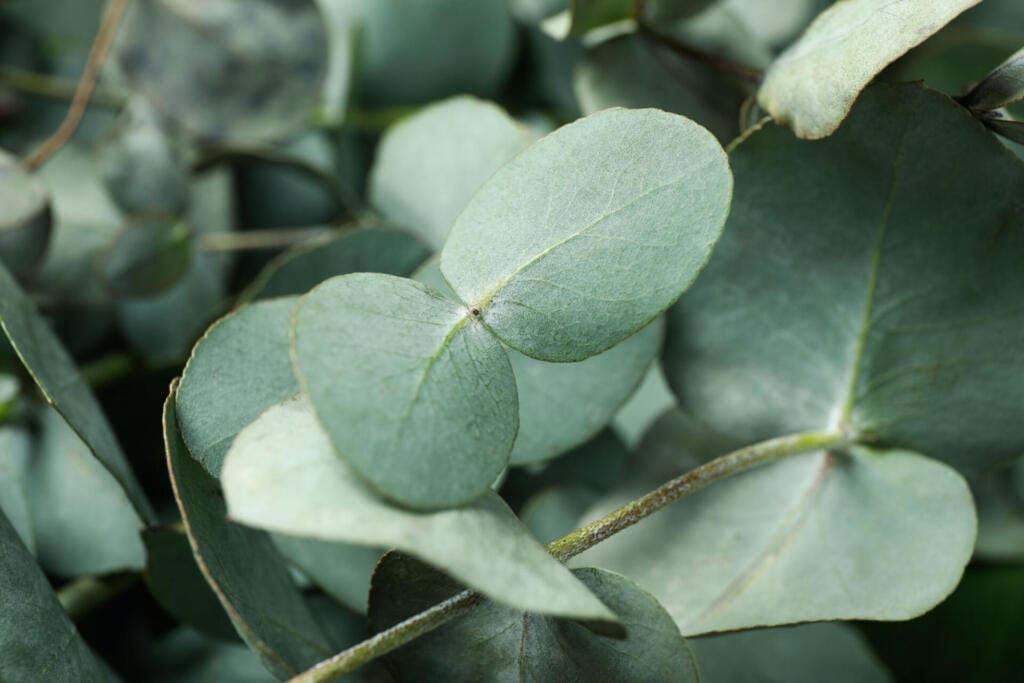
[
  {"x1": 415, "y1": 258, "x2": 661, "y2": 465},
  {"x1": 369, "y1": 554, "x2": 696, "y2": 682},
  {"x1": 369, "y1": 96, "x2": 529, "y2": 251},
  {"x1": 576, "y1": 413, "x2": 976, "y2": 634},
  {"x1": 221, "y1": 395, "x2": 616, "y2": 623},
  {"x1": 962, "y1": 45, "x2": 1024, "y2": 110},
  {"x1": 164, "y1": 388, "x2": 334, "y2": 678},
  {"x1": 0, "y1": 425, "x2": 34, "y2": 552},
  {"x1": 692, "y1": 623, "x2": 891, "y2": 683},
  {"x1": 0, "y1": 510, "x2": 118, "y2": 683},
  {"x1": 758, "y1": 0, "x2": 980, "y2": 138},
  {"x1": 270, "y1": 534, "x2": 383, "y2": 614},
  {"x1": 0, "y1": 260, "x2": 153, "y2": 521},
  {"x1": 293, "y1": 273, "x2": 518, "y2": 508},
  {"x1": 441, "y1": 108, "x2": 732, "y2": 362},
  {"x1": 177, "y1": 297, "x2": 300, "y2": 477},
  {"x1": 28, "y1": 409, "x2": 145, "y2": 576},
  {"x1": 611, "y1": 363, "x2": 676, "y2": 448},
  {"x1": 241, "y1": 227, "x2": 430, "y2": 302},
  {"x1": 520, "y1": 486, "x2": 596, "y2": 543},
  {"x1": 114, "y1": 0, "x2": 328, "y2": 142},
  {"x1": 0, "y1": 149, "x2": 51, "y2": 280},
  {"x1": 667, "y1": 83, "x2": 1024, "y2": 474}
]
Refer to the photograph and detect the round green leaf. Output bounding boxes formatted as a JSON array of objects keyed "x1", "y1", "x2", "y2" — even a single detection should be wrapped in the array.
[
  {"x1": 164, "y1": 388, "x2": 334, "y2": 678},
  {"x1": 28, "y1": 409, "x2": 145, "y2": 577},
  {"x1": 369, "y1": 96, "x2": 529, "y2": 251},
  {"x1": 692, "y1": 623, "x2": 891, "y2": 683},
  {"x1": 440, "y1": 107, "x2": 732, "y2": 362},
  {"x1": 666, "y1": 83, "x2": 1024, "y2": 474},
  {"x1": 369, "y1": 555, "x2": 698, "y2": 682},
  {"x1": 415, "y1": 258, "x2": 662, "y2": 465},
  {"x1": 0, "y1": 261, "x2": 153, "y2": 521},
  {"x1": 221, "y1": 396, "x2": 616, "y2": 624},
  {"x1": 115, "y1": 0, "x2": 328, "y2": 142},
  {"x1": 0, "y1": 510, "x2": 118, "y2": 682},
  {"x1": 292, "y1": 273, "x2": 518, "y2": 509},
  {"x1": 0, "y1": 149, "x2": 51, "y2": 281},
  {"x1": 101, "y1": 218, "x2": 192, "y2": 298},
  {"x1": 177, "y1": 297, "x2": 299, "y2": 477},
  {"x1": 757, "y1": 0, "x2": 979, "y2": 139},
  {"x1": 576, "y1": 411, "x2": 977, "y2": 634},
  {"x1": 240, "y1": 227, "x2": 430, "y2": 302}
]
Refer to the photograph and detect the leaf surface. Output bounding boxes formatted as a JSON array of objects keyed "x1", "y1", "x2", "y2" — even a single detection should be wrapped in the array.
[{"x1": 962, "y1": 45, "x2": 1024, "y2": 110}]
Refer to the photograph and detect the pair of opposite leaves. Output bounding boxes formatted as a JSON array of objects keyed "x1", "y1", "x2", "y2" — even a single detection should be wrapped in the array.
[{"x1": 282, "y1": 107, "x2": 733, "y2": 510}]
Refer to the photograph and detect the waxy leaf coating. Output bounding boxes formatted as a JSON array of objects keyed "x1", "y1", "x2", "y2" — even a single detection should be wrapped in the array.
[
  {"x1": 221, "y1": 395, "x2": 617, "y2": 624},
  {"x1": 441, "y1": 107, "x2": 732, "y2": 362},
  {"x1": 293, "y1": 273, "x2": 518, "y2": 509},
  {"x1": 758, "y1": 0, "x2": 980, "y2": 138},
  {"x1": 668, "y1": 83, "x2": 1024, "y2": 474}
]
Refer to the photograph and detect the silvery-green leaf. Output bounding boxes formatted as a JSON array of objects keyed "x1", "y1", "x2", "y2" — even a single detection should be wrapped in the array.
[
  {"x1": 0, "y1": 149, "x2": 51, "y2": 281},
  {"x1": 270, "y1": 534, "x2": 383, "y2": 614},
  {"x1": 721, "y1": 0, "x2": 825, "y2": 48},
  {"x1": 693, "y1": 623, "x2": 891, "y2": 683},
  {"x1": 0, "y1": 425, "x2": 33, "y2": 552},
  {"x1": 962, "y1": 45, "x2": 1024, "y2": 110},
  {"x1": 115, "y1": 0, "x2": 328, "y2": 142},
  {"x1": 611, "y1": 363, "x2": 676, "y2": 448},
  {"x1": 293, "y1": 273, "x2": 518, "y2": 508},
  {"x1": 27, "y1": 409, "x2": 145, "y2": 577},
  {"x1": 221, "y1": 396, "x2": 616, "y2": 623},
  {"x1": 0, "y1": 510, "x2": 118, "y2": 683},
  {"x1": 143, "y1": 527, "x2": 238, "y2": 641},
  {"x1": 0, "y1": 260, "x2": 153, "y2": 521},
  {"x1": 982, "y1": 113, "x2": 1024, "y2": 144},
  {"x1": 177, "y1": 297, "x2": 299, "y2": 477},
  {"x1": 575, "y1": 34, "x2": 741, "y2": 143},
  {"x1": 164, "y1": 388, "x2": 334, "y2": 678},
  {"x1": 520, "y1": 486, "x2": 596, "y2": 543},
  {"x1": 341, "y1": 0, "x2": 517, "y2": 105},
  {"x1": 369, "y1": 554, "x2": 696, "y2": 682},
  {"x1": 758, "y1": 0, "x2": 980, "y2": 138},
  {"x1": 369, "y1": 96, "x2": 529, "y2": 251},
  {"x1": 441, "y1": 108, "x2": 732, "y2": 362},
  {"x1": 667, "y1": 83, "x2": 1024, "y2": 474},
  {"x1": 576, "y1": 412, "x2": 976, "y2": 634},
  {"x1": 241, "y1": 227, "x2": 430, "y2": 302},
  {"x1": 101, "y1": 218, "x2": 192, "y2": 298},
  {"x1": 415, "y1": 257, "x2": 660, "y2": 465}
]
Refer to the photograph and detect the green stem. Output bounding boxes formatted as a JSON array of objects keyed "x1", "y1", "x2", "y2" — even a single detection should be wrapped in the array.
[
  {"x1": 288, "y1": 429, "x2": 848, "y2": 682},
  {"x1": 57, "y1": 573, "x2": 139, "y2": 620},
  {"x1": 287, "y1": 590, "x2": 480, "y2": 683}
]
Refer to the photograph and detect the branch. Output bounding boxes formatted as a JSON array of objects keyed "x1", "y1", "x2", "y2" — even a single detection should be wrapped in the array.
[
  {"x1": 288, "y1": 429, "x2": 848, "y2": 682},
  {"x1": 23, "y1": 0, "x2": 130, "y2": 171}
]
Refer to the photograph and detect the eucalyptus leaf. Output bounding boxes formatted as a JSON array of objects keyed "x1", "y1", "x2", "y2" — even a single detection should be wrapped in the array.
[
  {"x1": 293, "y1": 273, "x2": 518, "y2": 508},
  {"x1": 369, "y1": 96, "x2": 529, "y2": 251},
  {"x1": 667, "y1": 83, "x2": 1024, "y2": 474},
  {"x1": 164, "y1": 387, "x2": 335, "y2": 678},
  {"x1": 441, "y1": 107, "x2": 732, "y2": 362},
  {"x1": 566, "y1": 0, "x2": 632, "y2": 36},
  {"x1": 576, "y1": 413, "x2": 976, "y2": 634},
  {"x1": 143, "y1": 627, "x2": 275, "y2": 683},
  {"x1": 143, "y1": 527, "x2": 238, "y2": 641},
  {"x1": 520, "y1": 486, "x2": 596, "y2": 543},
  {"x1": 981, "y1": 113, "x2": 1024, "y2": 145},
  {"x1": 0, "y1": 148, "x2": 51, "y2": 280},
  {"x1": 0, "y1": 260, "x2": 153, "y2": 521},
  {"x1": 101, "y1": 218, "x2": 192, "y2": 298},
  {"x1": 240, "y1": 227, "x2": 430, "y2": 302},
  {"x1": 414, "y1": 258, "x2": 662, "y2": 466},
  {"x1": 344, "y1": 0, "x2": 518, "y2": 105},
  {"x1": 758, "y1": 0, "x2": 980, "y2": 138},
  {"x1": 0, "y1": 510, "x2": 118, "y2": 683},
  {"x1": 369, "y1": 554, "x2": 697, "y2": 682},
  {"x1": 575, "y1": 34, "x2": 741, "y2": 143},
  {"x1": 115, "y1": 0, "x2": 328, "y2": 142},
  {"x1": 28, "y1": 409, "x2": 146, "y2": 577},
  {"x1": 221, "y1": 395, "x2": 617, "y2": 624},
  {"x1": 177, "y1": 297, "x2": 300, "y2": 477},
  {"x1": 692, "y1": 623, "x2": 891, "y2": 683},
  {"x1": 611, "y1": 363, "x2": 676, "y2": 448},
  {"x1": 270, "y1": 534, "x2": 383, "y2": 614},
  {"x1": 0, "y1": 425, "x2": 34, "y2": 552},
  {"x1": 962, "y1": 45, "x2": 1024, "y2": 111}
]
